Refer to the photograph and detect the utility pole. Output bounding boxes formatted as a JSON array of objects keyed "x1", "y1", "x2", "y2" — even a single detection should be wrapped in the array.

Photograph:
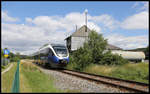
[{"x1": 85, "y1": 9, "x2": 88, "y2": 32}]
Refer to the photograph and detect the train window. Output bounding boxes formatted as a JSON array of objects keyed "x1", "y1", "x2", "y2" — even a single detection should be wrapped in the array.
[
  {"x1": 53, "y1": 46, "x2": 68, "y2": 56},
  {"x1": 48, "y1": 49, "x2": 54, "y2": 56},
  {"x1": 40, "y1": 57, "x2": 45, "y2": 60}
]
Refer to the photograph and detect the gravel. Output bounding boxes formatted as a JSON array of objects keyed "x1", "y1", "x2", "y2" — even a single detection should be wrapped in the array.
[{"x1": 38, "y1": 66, "x2": 129, "y2": 93}]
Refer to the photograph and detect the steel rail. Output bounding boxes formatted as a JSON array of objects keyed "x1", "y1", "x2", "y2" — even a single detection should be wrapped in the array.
[
  {"x1": 57, "y1": 69, "x2": 149, "y2": 93},
  {"x1": 32, "y1": 62, "x2": 149, "y2": 93}
]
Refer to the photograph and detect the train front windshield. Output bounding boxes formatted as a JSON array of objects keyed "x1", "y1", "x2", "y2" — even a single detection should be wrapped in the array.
[{"x1": 53, "y1": 46, "x2": 68, "y2": 57}]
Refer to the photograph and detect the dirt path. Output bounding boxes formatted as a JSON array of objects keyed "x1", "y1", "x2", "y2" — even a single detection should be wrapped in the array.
[{"x1": 1, "y1": 63, "x2": 13, "y2": 75}]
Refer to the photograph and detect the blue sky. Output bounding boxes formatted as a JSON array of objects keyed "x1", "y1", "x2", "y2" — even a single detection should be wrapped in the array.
[
  {"x1": 2, "y1": 2, "x2": 138, "y2": 21},
  {"x1": 2, "y1": 1, "x2": 149, "y2": 55}
]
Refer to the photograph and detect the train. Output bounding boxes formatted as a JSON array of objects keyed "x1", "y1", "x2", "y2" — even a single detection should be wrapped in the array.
[{"x1": 31, "y1": 43, "x2": 69, "y2": 68}]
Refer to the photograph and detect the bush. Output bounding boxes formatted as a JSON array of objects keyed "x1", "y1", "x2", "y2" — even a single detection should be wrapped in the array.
[
  {"x1": 100, "y1": 51, "x2": 128, "y2": 65},
  {"x1": 10, "y1": 56, "x2": 20, "y2": 62},
  {"x1": 69, "y1": 47, "x2": 93, "y2": 71},
  {"x1": 67, "y1": 30, "x2": 129, "y2": 70}
]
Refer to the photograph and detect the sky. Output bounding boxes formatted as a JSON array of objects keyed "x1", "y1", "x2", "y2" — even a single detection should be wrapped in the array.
[{"x1": 1, "y1": 1, "x2": 149, "y2": 55}]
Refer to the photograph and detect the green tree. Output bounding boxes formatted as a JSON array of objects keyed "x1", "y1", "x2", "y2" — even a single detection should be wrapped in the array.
[
  {"x1": 70, "y1": 45, "x2": 93, "y2": 71},
  {"x1": 87, "y1": 31, "x2": 107, "y2": 64},
  {"x1": 69, "y1": 30, "x2": 128, "y2": 70}
]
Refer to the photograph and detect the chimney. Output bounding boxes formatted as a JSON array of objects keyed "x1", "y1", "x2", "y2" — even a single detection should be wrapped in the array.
[
  {"x1": 85, "y1": 9, "x2": 88, "y2": 32},
  {"x1": 76, "y1": 25, "x2": 77, "y2": 32}
]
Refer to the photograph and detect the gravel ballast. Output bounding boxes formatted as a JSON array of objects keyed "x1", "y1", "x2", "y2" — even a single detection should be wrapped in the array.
[{"x1": 37, "y1": 66, "x2": 130, "y2": 93}]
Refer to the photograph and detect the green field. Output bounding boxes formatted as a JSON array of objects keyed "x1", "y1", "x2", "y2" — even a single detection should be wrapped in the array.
[
  {"x1": 1, "y1": 62, "x2": 17, "y2": 93},
  {"x1": 82, "y1": 62, "x2": 149, "y2": 83}
]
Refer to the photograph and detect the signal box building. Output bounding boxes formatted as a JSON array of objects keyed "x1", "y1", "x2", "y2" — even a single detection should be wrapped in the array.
[{"x1": 65, "y1": 25, "x2": 122, "y2": 52}]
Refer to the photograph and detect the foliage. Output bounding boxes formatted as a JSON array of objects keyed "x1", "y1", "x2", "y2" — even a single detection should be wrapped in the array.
[
  {"x1": 9, "y1": 52, "x2": 20, "y2": 62},
  {"x1": 10, "y1": 56, "x2": 20, "y2": 62},
  {"x1": 87, "y1": 31, "x2": 107, "y2": 64},
  {"x1": 68, "y1": 47, "x2": 93, "y2": 71},
  {"x1": 83, "y1": 63, "x2": 149, "y2": 83},
  {"x1": 100, "y1": 50, "x2": 128, "y2": 65},
  {"x1": 67, "y1": 30, "x2": 129, "y2": 71}
]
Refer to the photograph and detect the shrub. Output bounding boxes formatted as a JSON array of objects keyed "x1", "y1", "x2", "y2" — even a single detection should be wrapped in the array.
[
  {"x1": 100, "y1": 51, "x2": 129, "y2": 65},
  {"x1": 67, "y1": 30, "x2": 129, "y2": 70},
  {"x1": 69, "y1": 47, "x2": 93, "y2": 71},
  {"x1": 10, "y1": 56, "x2": 20, "y2": 62}
]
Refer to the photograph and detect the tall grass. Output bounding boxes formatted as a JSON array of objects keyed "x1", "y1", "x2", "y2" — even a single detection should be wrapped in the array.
[
  {"x1": 20, "y1": 61, "x2": 63, "y2": 93},
  {"x1": 1, "y1": 62, "x2": 17, "y2": 93},
  {"x1": 111, "y1": 62, "x2": 149, "y2": 83},
  {"x1": 83, "y1": 62, "x2": 149, "y2": 83}
]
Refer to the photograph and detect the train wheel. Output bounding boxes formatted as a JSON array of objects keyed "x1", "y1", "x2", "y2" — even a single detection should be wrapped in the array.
[{"x1": 44, "y1": 63, "x2": 49, "y2": 68}]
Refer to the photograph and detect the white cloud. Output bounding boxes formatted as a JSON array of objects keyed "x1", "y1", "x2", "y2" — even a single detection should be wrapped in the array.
[
  {"x1": 132, "y1": 2, "x2": 149, "y2": 12},
  {"x1": 121, "y1": 2, "x2": 149, "y2": 30},
  {"x1": 121, "y1": 11, "x2": 149, "y2": 30},
  {"x1": 2, "y1": 22, "x2": 68, "y2": 55},
  {"x1": 91, "y1": 14, "x2": 120, "y2": 30},
  {"x1": 2, "y1": 11, "x2": 19, "y2": 22},
  {"x1": 2, "y1": 11, "x2": 100, "y2": 55},
  {"x1": 141, "y1": 2, "x2": 149, "y2": 11},
  {"x1": 2, "y1": 10, "x2": 148, "y2": 55},
  {"x1": 25, "y1": 17, "x2": 33, "y2": 23},
  {"x1": 105, "y1": 33, "x2": 148, "y2": 50}
]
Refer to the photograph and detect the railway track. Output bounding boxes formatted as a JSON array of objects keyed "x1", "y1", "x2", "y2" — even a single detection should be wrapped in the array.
[
  {"x1": 32, "y1": 62, "x2": 149, "y2": 93},
  {"x1": 57, "y1": 69, "x2": 149, "y2": 93}
]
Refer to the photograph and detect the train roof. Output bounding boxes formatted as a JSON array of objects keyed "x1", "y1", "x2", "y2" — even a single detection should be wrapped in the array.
[
  {"x1": 51, "y1": 43, "x2": 65, "y2": 47},
  {"x1": 39, "y1": 43, "x2": 65, "y2": 50},
  {"x1": 31, "y1": 43, "x2": 66, "y2": 56}
]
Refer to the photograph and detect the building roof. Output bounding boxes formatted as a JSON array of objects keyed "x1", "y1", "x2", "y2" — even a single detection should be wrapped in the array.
[
  {"x1": 106, "y1": 44, "x2": 122, "y2": 50},
  {"x1": 65, "y1": 25, "x2": 91, "y2": 40}
]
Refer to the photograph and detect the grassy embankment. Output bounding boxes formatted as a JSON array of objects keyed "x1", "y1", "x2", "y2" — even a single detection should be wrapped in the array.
[
  {"x1": 20, "y1": 60, "x2": 81, "y2": 93},
  {"x1": 83, "y1": 62, "x2": 149, "y2": 84},
  {"x1": 1, "y1": 62, "x2": 17, "y2": 92},
  {"x1": 20, "y1": 61, "x2": 64, "y2": 93},
  {"x1": 67, "y1": 62, "x2": 149, "y2": 83}
]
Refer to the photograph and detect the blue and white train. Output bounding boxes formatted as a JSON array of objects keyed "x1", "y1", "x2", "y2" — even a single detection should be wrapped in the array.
[{"x1": 32, "y1": 43, "x2": 69, "y2": 68}]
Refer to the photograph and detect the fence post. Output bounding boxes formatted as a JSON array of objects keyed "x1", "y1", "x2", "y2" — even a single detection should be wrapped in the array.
[{"x1": 11, "y1": 60, "x2": 20, "y2": 93}]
